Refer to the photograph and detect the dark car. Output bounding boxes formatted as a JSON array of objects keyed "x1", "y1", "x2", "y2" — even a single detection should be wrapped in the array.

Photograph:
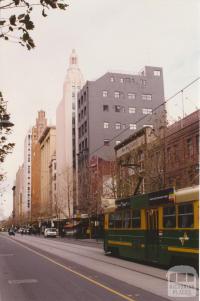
[{"x1": 8, "y1": 229, "x2": 15, "y2": 236}]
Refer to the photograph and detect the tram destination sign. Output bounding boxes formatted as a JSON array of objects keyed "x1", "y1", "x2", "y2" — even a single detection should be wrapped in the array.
[
  {"x1": 115, "y1": 198, "x2": 131, "y2": 209},
  {"x1": 149, "y1": 188, "x2": 174, "y2": 206}
]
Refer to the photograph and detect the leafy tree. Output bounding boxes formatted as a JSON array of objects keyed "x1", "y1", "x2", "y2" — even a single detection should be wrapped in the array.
[
  {"x1": 0, "y1": 0, "x2": 68, "y2": 50},
  {"x1": 0, "y1": 92, "x2": 15, "y2": 180}
]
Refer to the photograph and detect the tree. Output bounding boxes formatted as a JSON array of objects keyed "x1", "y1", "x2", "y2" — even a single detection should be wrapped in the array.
[
  {"x1": 0, "y1": 92, "x2": 15, "y2": 180},
  {"x1": 0, "y1": 0, "x2": 68, "y2": 50}
]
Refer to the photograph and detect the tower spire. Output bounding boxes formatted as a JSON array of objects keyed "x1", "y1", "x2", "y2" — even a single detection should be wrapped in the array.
[{"x1": 69, "y1": 49, "x2": 78, "y2": 67}]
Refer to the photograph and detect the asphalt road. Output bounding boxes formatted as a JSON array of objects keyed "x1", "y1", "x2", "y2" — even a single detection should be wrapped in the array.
[{"x1": 0, "y1": 234, "x2": 197, "y2": 301}]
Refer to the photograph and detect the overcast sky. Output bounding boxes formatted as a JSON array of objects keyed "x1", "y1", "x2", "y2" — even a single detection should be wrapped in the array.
[{"x1": 0, "y1": 0, "x2": 199, "y2": 219}]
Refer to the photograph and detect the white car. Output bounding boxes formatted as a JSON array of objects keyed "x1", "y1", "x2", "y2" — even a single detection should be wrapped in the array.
[{"x1": 44, "y1": 228, "x2": 57, "y2": 238}]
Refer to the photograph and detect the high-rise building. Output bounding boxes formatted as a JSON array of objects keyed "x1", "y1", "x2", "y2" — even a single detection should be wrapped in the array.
[
  {"x1": 77, "y1": 66, "x2": 165, "y2": 211},
  {"x1": 31, "y1": 111, "x2": 47, "y2": 220},
  {"x1": 56, "y1": 49, "x2": 84, "y2": 218},
  {"x1": 14, "y1": 165, "x2": 24, "y2": 222},
  {"x1": 39, "y1": 126, "x2": 56, "y2": 218},
  {"x1": 22, "y1": 129, "x2": 32, "y2": 219}
]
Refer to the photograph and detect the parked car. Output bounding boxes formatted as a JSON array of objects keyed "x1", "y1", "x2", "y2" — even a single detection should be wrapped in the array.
[
  {"x1": 44, "y1": 228, "x2": 57, "y2": 238},
  {"x1": 8, "y1": 229, "x2": 15, "y2": 236}
]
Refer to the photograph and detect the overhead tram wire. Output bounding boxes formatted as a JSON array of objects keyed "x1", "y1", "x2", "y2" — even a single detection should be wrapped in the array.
[{"x1": 87, "y1": 76, "x2": 200, "y2": 158}]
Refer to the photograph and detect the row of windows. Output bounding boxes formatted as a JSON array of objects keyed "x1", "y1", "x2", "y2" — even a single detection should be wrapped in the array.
[
  {"x1": 103, "y1": 122, "x2": 137, "y2": 130},
  {"x1": 167, "y1": 135, "x2": 199, "y2": 164},
  {"x1": 103, "y1": 91, "x2": 152, "y2": 101},
  {"x1": 109, "y1": 209, "x2": 141, "y2": 229},
  {"x1": 108, "y1": 203, "x2": 194, "y2": 229},
  {"x1": 109, "y1": 70, "x2": 160, "y2": 84},
  {"x1": 163, "y1": 204, "x2": 194, "y2": 228},
  {"x1": 103, "y1": 105, "x2": 153, "y2": 114}
]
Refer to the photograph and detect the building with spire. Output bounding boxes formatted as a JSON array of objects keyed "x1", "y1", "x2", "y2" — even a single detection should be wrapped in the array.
[{"x1": 56, "y1": 49, "x2": 84, "y2": 218}]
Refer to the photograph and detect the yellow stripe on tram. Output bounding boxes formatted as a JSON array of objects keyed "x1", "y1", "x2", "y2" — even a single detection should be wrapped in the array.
[
  {"x1": 108, "y1": 240, "x2": 132, "y2": 247},
  {"x1": 168, "y1": 246, "x2": 199, "y2": 254}
]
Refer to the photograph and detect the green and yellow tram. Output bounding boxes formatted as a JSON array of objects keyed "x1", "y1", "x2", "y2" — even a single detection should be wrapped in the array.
[{"x1": 104, "y1": 186, "x2": 199, "y2": 269}]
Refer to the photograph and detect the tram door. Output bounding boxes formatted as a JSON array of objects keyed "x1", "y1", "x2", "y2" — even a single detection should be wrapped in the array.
[{"x1": 146, "y1": 209, "x2": 159, "y2": 262}]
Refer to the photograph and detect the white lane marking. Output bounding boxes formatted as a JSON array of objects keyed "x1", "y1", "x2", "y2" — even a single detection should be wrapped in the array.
[
  {"x1": 8, "y1": 279, "x2": 38, "y2": 284},
  {"x1": 0, "y1": 254, "x2": 14, "y2": 257}
]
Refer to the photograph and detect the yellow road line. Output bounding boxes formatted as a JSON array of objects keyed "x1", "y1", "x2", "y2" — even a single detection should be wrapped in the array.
[
  {"x1": 6, "y1": 237, "x2": 135, "y2": 301},
  {"x1": 168, "y1": 246, "x2": 199, "y2": 254}
]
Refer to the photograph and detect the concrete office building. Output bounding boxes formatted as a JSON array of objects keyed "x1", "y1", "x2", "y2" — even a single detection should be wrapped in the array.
[
  {"x1": 22, "y1": 129, "x2": 32, "y2": 219},
  {"x1": 56, "y1": 49, "x2": 84, "y2": 218},
  {"x1": 77, "y1": 66, "x2": 165, "y2": 211}
]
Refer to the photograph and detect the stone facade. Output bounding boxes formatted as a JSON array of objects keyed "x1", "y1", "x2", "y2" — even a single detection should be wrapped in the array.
[
  {"x1": 39, "y1": 126, "x2": 56, "y2": 218},
  {"x1": 31, "y1": 111, "x2": 47, "y2": 220}
]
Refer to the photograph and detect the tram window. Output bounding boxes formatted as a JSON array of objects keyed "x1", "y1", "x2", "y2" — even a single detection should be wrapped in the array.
[
  {"x1": 132, "y1": 209, "x2": 141, "y2": 228},
  {"x1": 163, "y1": 206, "x2": 176, "y2": 228},
  {"x1": 123, "y1": 210, "x2": 131, "y2": 228},
  {"x1": 178, "y1": 204, "x2": 194, "y2": 228},
  {"x1": 114, "y1": 211, "x2": 123, "y2": 228},
  {"x1": 109, "y1": 213, "x2": 115, "y2": 228}
]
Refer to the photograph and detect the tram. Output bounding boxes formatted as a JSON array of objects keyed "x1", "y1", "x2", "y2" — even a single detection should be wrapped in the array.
[{"x1": 104, "y1": 186, "x2": 199, "y2": 269}]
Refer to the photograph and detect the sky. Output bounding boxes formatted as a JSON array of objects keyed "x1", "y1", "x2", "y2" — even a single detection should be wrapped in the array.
[{"x1": 0, "y1": 0, "x2": 199, "y2": 219}]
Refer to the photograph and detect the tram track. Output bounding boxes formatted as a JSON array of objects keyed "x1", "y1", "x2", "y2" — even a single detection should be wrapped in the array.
[{"x1": 11, "y1": 235, "x2": 173, "y2": 283}]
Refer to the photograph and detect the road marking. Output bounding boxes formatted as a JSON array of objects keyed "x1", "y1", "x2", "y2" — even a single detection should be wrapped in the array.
[
  {"x1": 7, "y1": 238, "x2": 135, "y2": 301},
  {"x1": 0, "y1": 254, "x2": 14, "y2": 257},
  {"x1": 8, "y1": 279, "x2": 38, "y2": 284}
]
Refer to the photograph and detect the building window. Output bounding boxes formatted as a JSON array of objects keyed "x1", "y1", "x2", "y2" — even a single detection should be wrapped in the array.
[
  {"x1": 142, "y1": 94, "x2": 152, "y2": 101},
  {"x1": 187, "y1": 138, "x2": 193, "y2": 158},
  {"x1": 120, "y1": 78, "x2": 124, "y2": 83},
  {"x1": 104, "y1": 139, "x2": 110, "y2": 146},
  {"x1": 196, "y1": 135, "x2": 199, "y2": 153},
  {"x1": 154, "y1": 70, "x2": 161, "y2": 76},
  {"x1": 85, "y1": 138, "x2": 87, "y2": 149},
  {"x1": 103, "y1": 105, "x2": 109, "y2": 112},
  {"x1": 116, "y1": 140, "x2": 121, "y2": 145},
  {"x1": 110, "y1": 77, "x2": 114, "y2": 82},
  {"x1": 84, "y1": 106, "x2": 86, "y2": 115},
  {"x1": 128, "y1": 107, "x2": 136, "y2": 114},
  {"x1": 143, "y1": 124, "x2": 153, "y2": 128},
  {"x1": 114, "y1": 91, "x2": 120, "y2": 98},
  {"x1": 142, "y1": 108, "x2": 152, "y2": 115},
  {"x1": 103, "y1": 90, "x2": 108, "y2": 97},
  {"x1": 115, "y1": 105, "x2": 121, "y2": 112},
  {"x1": 141, "y1": 80, "x2": 147, "y2": 87},
  {"x1": 54, "y1": 183, "x2": 56, "y2": 190},
  {"x1": 128, "y1": 93, "x2": 136, "y2": 99},
  {"x1": 104, "y1": 122, "x2": 109, "y2": 129},
  {"x1": 115, "y1": 123, "x2": 121, "y2": 130},
  {"x1": 54, "y1": 163, "x2": 56, "y2": 170},
  {"x1": 130, "y1": 124, "x2": 136, "y2": 130}
]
